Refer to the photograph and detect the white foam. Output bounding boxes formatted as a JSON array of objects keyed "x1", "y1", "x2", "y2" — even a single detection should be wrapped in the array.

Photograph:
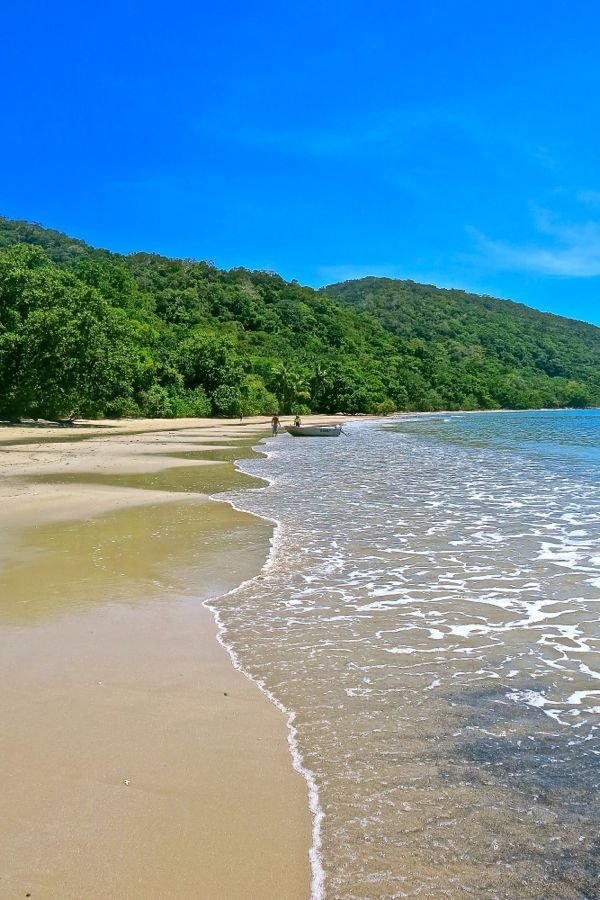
[
  {"x1": 205, "y1": 440, "x2": 326, "y2": 900},
  {"x1": 195, "y1": 416, "x2": 600, "y2": 892}
]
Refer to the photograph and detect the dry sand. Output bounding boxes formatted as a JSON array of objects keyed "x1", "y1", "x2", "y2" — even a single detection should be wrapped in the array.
[{"x1": 0, "y1": 416, "x2": 328, "y2": 899}]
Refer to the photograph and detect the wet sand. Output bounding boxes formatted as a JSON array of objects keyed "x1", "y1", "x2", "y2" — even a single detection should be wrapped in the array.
[{"x1": 0, "y1": 417, "x2": 318, "y2": 899}]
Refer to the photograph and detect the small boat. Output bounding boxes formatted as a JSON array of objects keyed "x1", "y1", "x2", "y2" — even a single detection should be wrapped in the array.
[{"x1": 285, "y1": 424, "x2": 344, "y2": 437}]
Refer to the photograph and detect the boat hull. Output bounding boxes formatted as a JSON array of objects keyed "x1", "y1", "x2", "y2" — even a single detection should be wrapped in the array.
[{"x1": 285, "y1": 425, "x2": 342, "y2": 437}]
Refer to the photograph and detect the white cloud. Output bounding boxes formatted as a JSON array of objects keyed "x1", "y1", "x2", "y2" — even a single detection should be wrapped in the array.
[{"x1": 471, "y1": 207, "x2": 600, "y2": 278}]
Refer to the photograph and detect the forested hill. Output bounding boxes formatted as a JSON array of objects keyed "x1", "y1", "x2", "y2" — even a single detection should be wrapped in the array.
[
  {"x1": 0, "y1": 216, "x2": 599, "y2": 421},
  {"x1": 323, "y1": 277, "x2": 600, "y2": 409}
]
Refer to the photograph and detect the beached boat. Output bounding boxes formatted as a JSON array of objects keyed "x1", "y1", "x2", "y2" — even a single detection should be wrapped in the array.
[{"x1": 285, "y1": 424, "x2": 343, "y2": 437}]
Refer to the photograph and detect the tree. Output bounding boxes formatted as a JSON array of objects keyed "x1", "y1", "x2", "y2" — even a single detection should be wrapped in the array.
[
  {"x1": 0, "y1": 217, "x2": 598, "y2": 421},
  {"x1": 269, "y1": 363, "x2": 310, "y2": 413},
  {"x1": 0, "y1": 244, "x2": 135, "y2": 420}
]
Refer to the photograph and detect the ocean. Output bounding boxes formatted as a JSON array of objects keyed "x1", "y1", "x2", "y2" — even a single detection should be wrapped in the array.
[{"x1": 212, "y1": 410, "x2": 600, "y2": 899}]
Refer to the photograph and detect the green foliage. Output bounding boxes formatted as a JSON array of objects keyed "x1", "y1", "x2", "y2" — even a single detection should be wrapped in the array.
[
  {"x1": 138, "y1": 384, "x2": 211, "y2": 418},
  {"x1": 372, "y1": 398, "x2": 397, "y2": 416},
  {"x1": 324, "y1": 277, "x2": 600, "y2": 411},
  {"x1": 0, "y1": 243, "x2": 136, "y2": 421},
  {"x1": 243, "y1": 375, "x2": 279, "y2": 416},
  {"x1": 0, "y1": 216, "x2": 598, "y2": 421},
  {"x1": 177, "y1": 331, "x2": 243, "y2": 394}
]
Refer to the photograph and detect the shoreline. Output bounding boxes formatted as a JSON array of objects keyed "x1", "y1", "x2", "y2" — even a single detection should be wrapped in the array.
[
  {"x1": 203, "y1": 537, "x2": 325, "y2": 900},
  {"x1": 206, "y1": 443, "x2": 327, "y2": 898},
  {"x1": 0, "y1": 419, "x2": 324, "y2": 898}
]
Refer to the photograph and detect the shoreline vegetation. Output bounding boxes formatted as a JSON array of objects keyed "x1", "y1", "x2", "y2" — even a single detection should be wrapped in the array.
[
  {"x1": 1, "y1": 216, "x2": 599, "y2": 425},
  {"x1": 0, "y1": 414, "x2": 345, "y2": 899}
]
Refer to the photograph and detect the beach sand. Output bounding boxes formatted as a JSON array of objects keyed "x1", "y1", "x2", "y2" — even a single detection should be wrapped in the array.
[{"x1": 0, "y1": 416, "x2": 323, "y2": 899}]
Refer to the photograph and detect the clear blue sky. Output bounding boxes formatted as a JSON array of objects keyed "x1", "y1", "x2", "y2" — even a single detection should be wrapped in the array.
[{"x1": 3, "y1": 1, "x2": 600, "y2": 325}]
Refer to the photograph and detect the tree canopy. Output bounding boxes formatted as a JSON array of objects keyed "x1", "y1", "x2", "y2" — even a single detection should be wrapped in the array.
[
  {"x1": 0, "y1": 217, "x2": 598, "y2": 420},
  {"x1": 323, "y1": 277, "x2": 600, "y2": 411}
]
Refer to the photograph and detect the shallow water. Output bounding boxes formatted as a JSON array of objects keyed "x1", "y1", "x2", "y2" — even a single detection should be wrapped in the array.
[
  {"x1": 1, "y1": 440, "x2": 268, "y2": 621},
  {"x1": 30, "y1": 453, "x2": 258, "y2": 495},
  {"x1": 216, "y1": 410, "x2": 600, "y2": 899}
]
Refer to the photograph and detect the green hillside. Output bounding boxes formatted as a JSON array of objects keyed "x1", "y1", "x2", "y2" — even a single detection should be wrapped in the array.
[
  {"x1": 0, "y1": 216, "x2": 598, "y2": 421},
  {"x1": 324, "y1": 277, "x2": 600, "y2": 411}
]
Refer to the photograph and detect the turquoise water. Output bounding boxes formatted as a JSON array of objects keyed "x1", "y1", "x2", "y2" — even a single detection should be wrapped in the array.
[
  {"x1": 395, "y1": 409, "x2": 600, "y2": 469},
  {"x1": 215, "y1": 410, "x2": 600, "y2": 899}
]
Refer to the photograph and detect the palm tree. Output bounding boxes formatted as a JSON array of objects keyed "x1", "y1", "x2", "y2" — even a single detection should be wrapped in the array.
[{"x1": 271, "y1": 363, "x2": 309, "y2": 413}]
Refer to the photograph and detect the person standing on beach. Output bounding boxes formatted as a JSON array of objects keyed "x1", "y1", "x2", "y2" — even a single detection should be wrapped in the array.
[{"x1": 271, "y1": 415, "x2": 281, "y2": 435}]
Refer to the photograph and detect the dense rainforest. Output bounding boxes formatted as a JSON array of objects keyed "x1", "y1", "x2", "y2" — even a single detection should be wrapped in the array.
[{"x1": 0, "y1": 216, "x2": 598, "y2": 421}]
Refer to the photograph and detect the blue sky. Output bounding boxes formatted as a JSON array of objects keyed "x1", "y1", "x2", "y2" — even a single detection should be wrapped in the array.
[{"x1": 2, "y1": 1, "x2": 600, "y2": 325}]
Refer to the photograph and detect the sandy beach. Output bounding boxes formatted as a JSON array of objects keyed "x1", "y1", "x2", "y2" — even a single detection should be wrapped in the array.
[{"x1": 0, "y1": 415, "x2": 329, "y2": 899}]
